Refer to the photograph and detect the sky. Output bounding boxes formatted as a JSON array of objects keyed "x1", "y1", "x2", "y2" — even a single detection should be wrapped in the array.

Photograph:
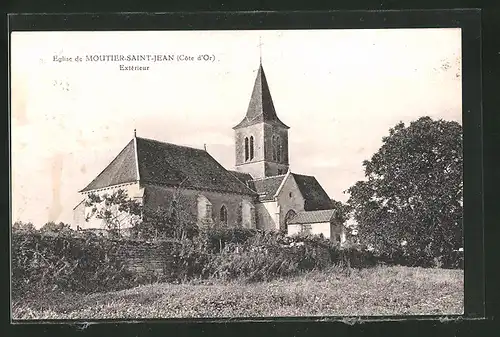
[{"x1": 10, "y1": 29, "x2": 462, "y2": 226}]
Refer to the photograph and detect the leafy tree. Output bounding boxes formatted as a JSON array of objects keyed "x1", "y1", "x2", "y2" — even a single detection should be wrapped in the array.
[
  {"x1": 85, "y1": 189, "x2": 142, "y2": 238},
  {"x1": 40, "y1": 221, "x2": 72, "y2": 233},
  {"x1": 85, "y1": 188, "x2": 198, "y2": 241},
  {"x1": 347, "y1": 117, "x2": 462, "y2": 265},
  {"x1": 330, "y1": 199, "x2": 352, "y2": 224},
  {"x1": 12, "y1": 221, "x2": 36, "y2": 232}
]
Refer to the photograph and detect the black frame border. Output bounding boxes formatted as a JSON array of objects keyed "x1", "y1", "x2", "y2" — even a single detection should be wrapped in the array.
[{"x1": 5, "y1": 9, "x2": 485, "y2": 336}]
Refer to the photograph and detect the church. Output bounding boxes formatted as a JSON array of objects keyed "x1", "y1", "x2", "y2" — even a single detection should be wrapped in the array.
[{"x1": 73, "y1": 62, "x2": 346, "y2": 243}]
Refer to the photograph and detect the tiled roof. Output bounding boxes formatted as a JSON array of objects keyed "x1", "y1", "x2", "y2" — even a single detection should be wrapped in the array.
[
  {"x1": 81, "y1": 137, "x2": 257, "y2": 196},
  {"x1": 291, "y1": 174, "x2": 334, "y2": 211},
  {"x1": 80, "y1": 139, "x2": 138, "y2": 192},
  {"x1": 252, "y1": 175, "x2": 286, "y2": 201},
  {"x1": 288, "y1": 209, "x2": 336, "y2": 225},
  {"x1": 233, "y1": 63, "x2": 289, "y2": 130},
  {"x1": 228, "y1": 170, "x2": 254, "y2": 186},
  {"x1": 228, "y1": 170, "x2": 256, "y2": 191}
]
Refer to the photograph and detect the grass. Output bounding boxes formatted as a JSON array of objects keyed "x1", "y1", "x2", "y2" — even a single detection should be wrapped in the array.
[{"x1": 12, "y1": 266, "x2": 463, "y2": 320}]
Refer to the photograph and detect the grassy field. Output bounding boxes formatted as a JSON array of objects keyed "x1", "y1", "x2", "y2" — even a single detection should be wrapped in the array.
[{"x1": 12, "y1": 266, "x2": 463, "y2": 320}]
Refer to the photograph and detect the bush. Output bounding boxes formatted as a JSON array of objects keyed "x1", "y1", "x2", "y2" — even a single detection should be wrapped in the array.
[
  {"x1": 202, "y1": 232, "x2": 377, "y2": 282},
  {"x1": 161, "y1": 239, "x2": 212, "y2": 282},
  {"x1": 11, "y1": 231, "x2": 135, "y2": 298},
  {"x1": 197, "y1": 226, "x2": 260, "y2": 253},
  {"x1": 12, "y1": 223, "x2": 457, "y2": 298}
]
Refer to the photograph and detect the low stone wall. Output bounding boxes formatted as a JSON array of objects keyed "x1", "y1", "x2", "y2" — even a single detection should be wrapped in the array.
[{"x1": 112, "y1": 239, "x2": 181, "y2": 275}]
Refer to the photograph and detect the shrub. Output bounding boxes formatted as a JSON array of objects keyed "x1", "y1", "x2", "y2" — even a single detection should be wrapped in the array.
[
  {"x1": 197, "y1": 226, "x2": 260, "y2": 253},
  {"x1": 161, "y1": 239, "x2": 212, "y2": 282},
  {"x1": 11, "y1": 231, "x2": 136, "y2": 298},
  {"x1": 203, "y1": 232, "x2": 365, "y2": 282},
  {"x1": 12, "y1": 222, "x2": 456, "y2": 299}
]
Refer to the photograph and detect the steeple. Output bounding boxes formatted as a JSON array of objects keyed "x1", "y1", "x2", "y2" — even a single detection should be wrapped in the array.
[
  {"x1": 233, "y1": 61, "x2": 290, "y2": 179},
  {"x1": 233, "y1": 63, "x2": 289, "y2": 130}
]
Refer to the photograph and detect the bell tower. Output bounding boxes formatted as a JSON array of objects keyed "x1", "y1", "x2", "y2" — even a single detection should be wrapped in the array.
[{"x1": 233, "y1": 62, "x2": 290, "y2": 179}]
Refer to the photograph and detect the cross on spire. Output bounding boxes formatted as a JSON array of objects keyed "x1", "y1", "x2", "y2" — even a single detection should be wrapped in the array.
[{"x1": 258, "y1": 36, "x2": 263, "y2": 64}]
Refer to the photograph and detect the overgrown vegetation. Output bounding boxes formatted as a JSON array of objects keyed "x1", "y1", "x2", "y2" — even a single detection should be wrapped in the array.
[
  {"x1": 11, "y1": 223, "x2": 462, "y2": 302},
  {"x1": 11, "y1": 229, "x2": 136, "y2": 298}
]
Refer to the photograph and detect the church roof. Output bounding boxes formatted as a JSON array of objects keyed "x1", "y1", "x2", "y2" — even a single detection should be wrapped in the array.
[
  {"x1": 288, "y1": 209, "x2": 337, "y2": 225},
  {"x1": 80, "y1": 139, "x2": 138, "y2": 192},
  {"x1": 228, "y1": 170, "x2": 255, "y2": 190},
  {"x1": 252, "y1": 175, "x2": 286, "y2": 201},
  {"x1": 228, "y1": 170, "x2": 253, "y2": 184},
  {"x1": 291, "y1": 174, "x2": 334, "y2": 211},
  {"x1": 80, "y1": 137, "x2": 257, "y2": 196},
  {"x1": 233, "y1": 63, "x2": 289, "y2": 130}
]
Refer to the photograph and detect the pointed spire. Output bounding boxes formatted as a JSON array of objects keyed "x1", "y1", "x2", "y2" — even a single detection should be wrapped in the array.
[
  {"x1": 134, "y1": 129, "x2": 137, "y2": 138},
  {"x1": 233, "y1": 62, "x2": 289, "y2": 130}
]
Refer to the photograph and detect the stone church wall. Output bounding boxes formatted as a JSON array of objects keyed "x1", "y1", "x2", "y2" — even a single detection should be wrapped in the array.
[
  {"x1": 234, "y1": 122, "x2": 290, "y2": 178},
  {"x1": 144, "y1": 184, "x2": 256, "y2": 228},
  {"x1": 255, "y1": 201, "x2": 279, "y2": 231},
  {"x1": 276, "y1": 174, "x2": 305, "y2": 231},
  {"x1": 263, "y1": 123, "x2": 289, "y2": 164},
  {"x1": 75, "y1": 183, "x2": 256, "y2": 230},
  {"x1": 254, "y1": 174, "x2": 306, "y2": 232},
  {"x1": 235, "y1": 123, "x2": 265, "y2": 165}
]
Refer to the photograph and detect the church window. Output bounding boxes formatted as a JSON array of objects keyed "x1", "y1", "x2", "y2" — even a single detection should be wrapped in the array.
[
  {"x1": 205, "y1": 204, "x2": 213, "y2": 219},
  {"x1": 244, "y1": 137, "x2": 249, "y2": 161},
  {"x1": 220, "y1": 205, "x2": 228, "y2": 225},
  {"x1": 249, "y1": 136, "x2": 254, "y2": 160},
  {"x1": 285, "y1": 209, "x2": 297, "y2": 225}
]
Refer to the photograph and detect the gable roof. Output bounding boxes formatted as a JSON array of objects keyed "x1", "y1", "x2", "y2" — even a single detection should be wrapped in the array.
[
  {"x1": 291, "y1": 173, "x2": 334, "y2": 211},
  {"x1": 233, "y1": 63, "x2": 289, "y2": 130},
  {"x1": 81, "y1": 137, "x2": 257, "y2": 196},
  {"x1": 252, "y1": 175, "x2": 286, "y2": 201},
  {"x1": 288, "y1": 209, "x2": 336, "y2": 225}
]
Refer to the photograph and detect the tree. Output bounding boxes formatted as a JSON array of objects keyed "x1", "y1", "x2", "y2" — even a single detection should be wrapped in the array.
[
  {"x1": 330, "y1": 199, "x2": 352, "y2": 224},
  {"x1": 85, "y1": 187, "x2": 199, "y2": 241},
  {"x1": 40, "y1": 221, "x2": 72, "y2": 233},
  {"x1": 347, "y1": 117, "x2": 462, "y2": 265},
  {"x1": 136, "y1": 183, "x2": 199, "y2": 241},
  {"x1": 12, "y1": 221, "x2": 35, "y2": 232},
  {"x1": 85, "y1": 189, "x2": 142, "y2": 238}
]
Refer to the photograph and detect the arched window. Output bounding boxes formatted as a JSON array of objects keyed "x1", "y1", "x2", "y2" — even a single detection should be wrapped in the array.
[
  {"x1": 249, "y1": 136, "x2": 254, "y2": 160},
  {"x1": 244, "y1": 137, "x2": 249, "y2": 161},
  {"x1": 220, "y1": 205, "x2": 228, "y2": 225},
  {"x1": 285, "y1": 209, "x2": 297, "y2": 226}
]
